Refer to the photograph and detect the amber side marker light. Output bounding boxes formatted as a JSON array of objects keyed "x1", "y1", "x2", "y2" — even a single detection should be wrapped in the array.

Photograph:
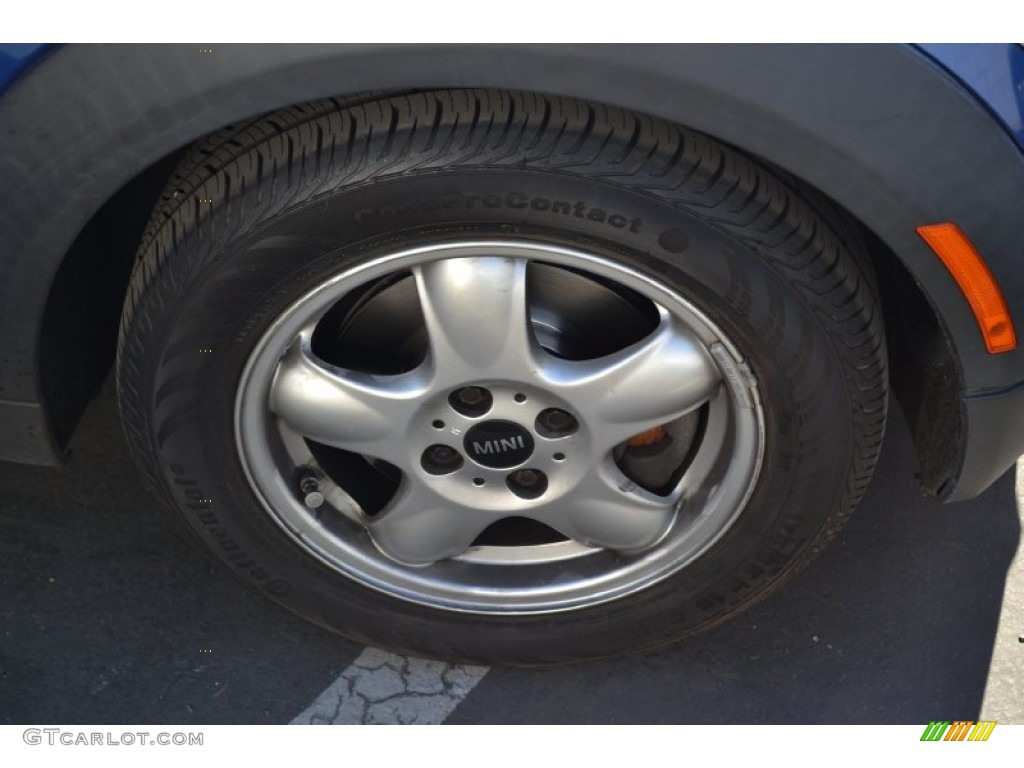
[{"x1": 916, "y1": 222, "x2": 1017, "y2": 354}]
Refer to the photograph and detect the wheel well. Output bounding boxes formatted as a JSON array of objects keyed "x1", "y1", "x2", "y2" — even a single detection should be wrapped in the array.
[
  {"x1": 38, "y1": 89, "x2": 961, "y2": 493},
  {"x1": 38, "y1": 149, "x2": 186, "y2": 451},
  {"x1": 866, "y1": 228, "x2": 963, "y2": 496}
]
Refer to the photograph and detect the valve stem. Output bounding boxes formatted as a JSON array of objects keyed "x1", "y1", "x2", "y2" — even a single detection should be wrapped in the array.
[{"x1": 297, "y1": 468, "x2": 325, "y2": 509}]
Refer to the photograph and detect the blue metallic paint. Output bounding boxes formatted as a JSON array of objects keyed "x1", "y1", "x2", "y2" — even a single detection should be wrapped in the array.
[
  {"x1": 918, "y1": 43, "x2": 1024, "y2": 150},
  {"x1": 0, "y1": 43, "x2": 51, "y2": 97}
]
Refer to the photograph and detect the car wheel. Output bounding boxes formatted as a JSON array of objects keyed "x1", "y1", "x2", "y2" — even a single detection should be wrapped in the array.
[{"x1": 117, "y1": 90, "x2": 886, "y2": 664}]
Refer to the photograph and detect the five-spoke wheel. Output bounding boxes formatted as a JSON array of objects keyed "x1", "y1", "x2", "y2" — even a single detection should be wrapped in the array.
[{"x1": 236, "y1": 242, "x2": 764, "y2": 613}]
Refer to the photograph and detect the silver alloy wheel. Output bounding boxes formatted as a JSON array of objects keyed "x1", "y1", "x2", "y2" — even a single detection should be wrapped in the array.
[{"x1": 235, "y1": 240, "x2": 765, "y2": 614}]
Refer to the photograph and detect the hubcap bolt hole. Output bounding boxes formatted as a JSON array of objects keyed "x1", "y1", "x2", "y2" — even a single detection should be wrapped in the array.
[
  {"x1": 553, "y1": 452, "x2": 566, "y2": 462},
  {"x1": 421, "y1": 444, "x2": 464, "y2": 475},
  {"x1": 432, "y1": 419, "x2": 445, "y2": 429},
  {"x1": 473, "y1": 477, "x2": 486, "y2": 487},
  {"x1": 514, "y1": 393, "x2": 527, "y2": 403},
  {"x1": 535, "y1": 408, "x2": 579, "y2": 439},
  {"x1": 506, "y1": 468, "x2": 548, "y2": 500},
  {"x1": 449, "y1": 386, "x2": 493, "y2": 417}
]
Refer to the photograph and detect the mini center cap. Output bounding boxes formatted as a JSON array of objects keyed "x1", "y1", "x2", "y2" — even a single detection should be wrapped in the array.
[{"x1": 464, "y1": 420, "x2": 534, "y2": 469}]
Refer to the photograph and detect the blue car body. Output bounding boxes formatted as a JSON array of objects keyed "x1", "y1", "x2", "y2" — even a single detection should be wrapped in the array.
[{"x1": 0, "y1": 43, "x2": 48, "y2": 95}]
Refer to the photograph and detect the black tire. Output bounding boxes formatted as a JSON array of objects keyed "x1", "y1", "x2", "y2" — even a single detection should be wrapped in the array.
[{"x1": 117, "y1": 89, "x2": 886, "y2": 665}]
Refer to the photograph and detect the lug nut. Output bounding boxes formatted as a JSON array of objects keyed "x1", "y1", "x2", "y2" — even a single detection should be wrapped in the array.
[
  {"x1": 459, "y1": 387, "x2": 485, "y2": 405},
  {"x1": 296, "y1": 469, "x2": 325, "y2": 509},
  {"x1": 421, "y1": 444, "x2": 464, "y2": 475},
  {"x1": 506, "y1": 468, "x2": 548, "y2": 500},
  {"x1": 511, "y1": 469, "x2": 540, "y2": 486},
  {"x1": 535, "y1": 408, "x2": 579, "y2": 438},
  {"x1": 449, "y1": 386, "x2": 493, "y2": 417},
  {"x1": 431, "y1": 446, "x2": 458, "y2": 462}
]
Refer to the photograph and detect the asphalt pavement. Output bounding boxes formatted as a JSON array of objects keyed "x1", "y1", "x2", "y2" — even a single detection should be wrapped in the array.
[{"x1": 1, "y1": 380, "x2": 1021, "y2": 724}]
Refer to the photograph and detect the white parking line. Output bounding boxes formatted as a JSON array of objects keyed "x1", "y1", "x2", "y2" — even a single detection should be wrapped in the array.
[{"x1": 291, "y1": 647, "x2": 489, "y2": 724}]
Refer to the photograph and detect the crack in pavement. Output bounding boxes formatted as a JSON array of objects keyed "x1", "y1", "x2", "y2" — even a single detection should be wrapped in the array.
[{"x1": 291, "y1": 647, "x2": 489, "y2": 725}]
